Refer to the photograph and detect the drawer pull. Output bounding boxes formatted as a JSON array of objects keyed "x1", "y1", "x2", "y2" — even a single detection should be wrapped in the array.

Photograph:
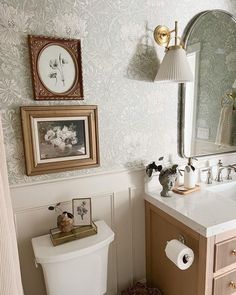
[
  {"x1": 229, "y1": 281, "x2": 236, "y2": 289},
  {"x1": 232, "y1": 250, "x2": 236, "y2": 256}
]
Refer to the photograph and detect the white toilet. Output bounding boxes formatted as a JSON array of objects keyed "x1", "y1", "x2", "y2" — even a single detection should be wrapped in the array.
[{"x1": 32, "y1": 220, "x2": 114, "y2": 295}]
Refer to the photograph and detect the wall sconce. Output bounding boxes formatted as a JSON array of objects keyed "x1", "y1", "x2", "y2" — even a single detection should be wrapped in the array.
[{"x1": 153, "y1": 21, "x2": 193, "y2": 83}]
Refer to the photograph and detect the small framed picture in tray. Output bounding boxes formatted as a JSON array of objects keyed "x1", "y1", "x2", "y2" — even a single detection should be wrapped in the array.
[{"x1": 73, "y1": 198, "x2": 92, "y2": 226}]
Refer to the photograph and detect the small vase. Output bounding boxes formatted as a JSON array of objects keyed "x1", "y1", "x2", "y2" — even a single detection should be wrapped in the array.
[{"x1": 57, "y1": 213, "x2": 74, "y2": 233}]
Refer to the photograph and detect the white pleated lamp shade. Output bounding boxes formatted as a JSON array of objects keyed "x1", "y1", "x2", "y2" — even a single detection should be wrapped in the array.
[{"x1": 155, "y1": 46, "x2": 193, "y2": 83}]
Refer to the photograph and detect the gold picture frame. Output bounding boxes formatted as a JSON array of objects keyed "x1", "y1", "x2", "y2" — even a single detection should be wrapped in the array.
[
  {"x1": 72, "y1": 198, "x2": 92, "y2": 227},
  {"x1": 28, "y1": 35, "x2": 84, "y2": 100},
  {"x1": 21, "y1": 105, "x2": 99, "y2": 176}
]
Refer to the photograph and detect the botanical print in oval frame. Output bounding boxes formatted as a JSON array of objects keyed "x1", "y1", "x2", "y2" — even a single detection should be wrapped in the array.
[
  {"x1": 28, "y1": 35, "x2": 84, "y2": 100},
  {"x1": 38, "y1": 45, "x2": 76, "y2": 94}
]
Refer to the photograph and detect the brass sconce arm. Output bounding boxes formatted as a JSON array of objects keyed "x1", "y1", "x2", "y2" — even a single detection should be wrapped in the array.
[
  {"x1": 153, "y1": 20, "x2": 193, "y2": 82},
  {"x1": 153, "y1": 21, "x2": 184, "y2": 50}
]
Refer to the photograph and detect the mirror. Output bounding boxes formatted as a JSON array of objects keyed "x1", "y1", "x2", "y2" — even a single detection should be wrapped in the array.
[{"x1": 178, "y1": 10, "x2": 236, "y2": 158}]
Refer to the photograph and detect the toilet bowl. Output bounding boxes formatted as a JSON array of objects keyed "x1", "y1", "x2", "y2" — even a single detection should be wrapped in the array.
[{"x1": 32, "y1": 220, "x2": 114, "y2": 295}]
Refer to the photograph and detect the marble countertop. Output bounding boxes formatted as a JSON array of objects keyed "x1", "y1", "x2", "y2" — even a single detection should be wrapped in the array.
[{"x1": 145, "y1": 179, "x2": 236, "y2": 237}]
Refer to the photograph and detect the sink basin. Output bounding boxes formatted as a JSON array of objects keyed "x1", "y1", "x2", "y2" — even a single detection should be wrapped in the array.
[{"x1": 206, "y1": 181, "x2": 236, "y2": 200}]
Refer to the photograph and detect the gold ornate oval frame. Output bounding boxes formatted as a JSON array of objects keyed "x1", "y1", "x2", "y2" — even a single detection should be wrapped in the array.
[{"x1": 28, "y1": 35, "x2": 84, "y2": 100}]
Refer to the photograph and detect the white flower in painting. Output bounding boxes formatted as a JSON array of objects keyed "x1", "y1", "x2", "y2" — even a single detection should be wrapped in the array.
[
  {"x1": 71, "y1": 139, "x2": 78, "y2": 145},
  {"x1": 56, "y1": 129, "x2": 62, "y2": 139},
  {"x1": 44, "y1": 130, "x2": 55, "y2": 142},
  {"x1": 52, "y1": 14, "x2": 88, "y2": 38},
  {"x1": 58, "y1": 141, "x2": 66, "y2": 150},
  {"x1": 0, "y1": 3, "x2": 30, "y2": 45},
  {"x1": 44, "y1": 125, "x2": 78, "y2": 148},
  {"x1": 62, "y1": 126, "x2": 69, "y2": 132},
  {"x1": 51, "y1": 137, "x2": 63, "y2": 147},
  {"x1": 53, "y1": 126, "x2": 61, "y2": 132},
  {"x1": 0, "y1": 79, "x2": 20, "y2": 104}
]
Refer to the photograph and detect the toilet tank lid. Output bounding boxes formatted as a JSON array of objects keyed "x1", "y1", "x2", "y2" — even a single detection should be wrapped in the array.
[{"x1": 31, "y1": 220, "x2": 114, "y2": 264}]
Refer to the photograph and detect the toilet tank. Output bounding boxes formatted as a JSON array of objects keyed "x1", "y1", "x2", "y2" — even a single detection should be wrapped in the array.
[{"x1": 32, "y1": 220, "x2": 114, "y2": 295}]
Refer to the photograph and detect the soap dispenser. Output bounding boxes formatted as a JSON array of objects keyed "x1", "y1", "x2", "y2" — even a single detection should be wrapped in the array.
[{"x1": 184, "y1": 158, "x2": 197, "y2": 189}]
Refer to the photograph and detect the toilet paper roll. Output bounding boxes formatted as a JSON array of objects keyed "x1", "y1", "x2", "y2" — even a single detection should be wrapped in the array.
[{"x1": 165, "y1": 239, "x2": 194, "y2": 270}]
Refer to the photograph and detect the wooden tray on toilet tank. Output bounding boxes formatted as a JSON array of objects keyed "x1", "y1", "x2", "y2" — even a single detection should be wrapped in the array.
[{"x1": 50, "y1": 221, "x2": 98, "y2": 246}]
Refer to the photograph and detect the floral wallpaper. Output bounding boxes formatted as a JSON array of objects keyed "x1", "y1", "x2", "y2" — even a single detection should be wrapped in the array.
[{"x1": 0, "y1": 0, "x2": 235, "y2": 185}]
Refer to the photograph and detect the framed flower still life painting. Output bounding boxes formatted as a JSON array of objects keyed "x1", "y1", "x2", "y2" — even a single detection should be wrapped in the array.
[
  {"x1": 21, "y1": 105, "x2": 99, "y2": 176},
  {"x1": 73, "y1": 198, "x2": 92, "y2": 226},
  {"x1": 28, "y1": 35, "x2": 83, "y2": 100}
]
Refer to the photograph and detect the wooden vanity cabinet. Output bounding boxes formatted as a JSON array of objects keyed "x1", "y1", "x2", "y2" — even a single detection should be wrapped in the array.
[{"x1": 145, "y1": 201, "x2": 236, "y2": 295}]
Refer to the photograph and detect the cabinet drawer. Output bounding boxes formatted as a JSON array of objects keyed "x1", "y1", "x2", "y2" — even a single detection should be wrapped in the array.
[
  {"x1": 215, "y1": 237, "x2": 236, "y2": 271},
  {"x1": 214, "y1": 269, "x2": 236, "y2": 295}
]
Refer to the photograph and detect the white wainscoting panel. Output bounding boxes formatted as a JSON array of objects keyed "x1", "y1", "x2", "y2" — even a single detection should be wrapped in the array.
[{"x1": 10, "y1": 169, "x2": 146, "y2": 295}]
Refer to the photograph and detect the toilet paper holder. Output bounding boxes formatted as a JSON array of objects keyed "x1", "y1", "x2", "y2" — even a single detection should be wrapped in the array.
[
  {"x1": 165, "y1": 235, "x2": 194, "y2": 269},
  {"x1": 167, "y1": 235, "x2": 190, "y2": 263},
  {"x1": 166, "y1": 234, "x2": 187, "y2": 246},
  {"x1": 178, "y1": 234, "x2": 186, "y2": 245},
  {"x1": 178, "y1": 235, "x2": 190, "y2": 263}
]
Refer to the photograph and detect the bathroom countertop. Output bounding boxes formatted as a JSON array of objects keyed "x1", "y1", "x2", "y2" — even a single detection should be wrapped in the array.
[{"x1": 145, "y1": 180, "x2": 236, "y2": 237}]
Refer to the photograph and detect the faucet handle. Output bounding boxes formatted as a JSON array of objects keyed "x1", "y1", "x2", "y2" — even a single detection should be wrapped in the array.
[
  {"x1": 202, "y1": 167, "x2": 213, "y2": 184},
  {"x1": 229, "y1": 165, "x2": 236, "y2": 172},
  {"x1": 218, "y1": 159, "x2": 223, "y2": 167},
  {"x1": 215, "y1": 166, "x2": 224, "y2": 182},
  {"x1": 227, "y1": 167, "x2": 232, "y2": 180}
]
